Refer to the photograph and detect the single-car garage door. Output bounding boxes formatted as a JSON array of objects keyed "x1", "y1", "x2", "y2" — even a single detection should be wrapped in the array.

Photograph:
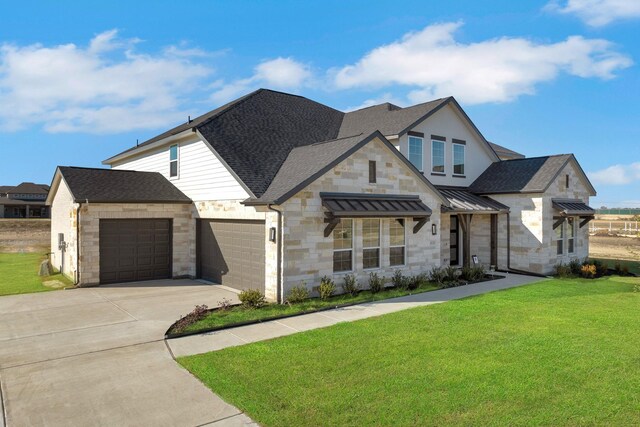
[
  {"x1": 197, "y1": 219, "x2": 265, "y2": 292},
  {"x1": 100, "y1": 219, "x2": 172, "y2": 284}
]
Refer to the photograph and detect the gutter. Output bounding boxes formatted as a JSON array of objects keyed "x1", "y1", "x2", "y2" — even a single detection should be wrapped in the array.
[{"x1": 267, "y1": 204, "x2": 284, "y2": 304}]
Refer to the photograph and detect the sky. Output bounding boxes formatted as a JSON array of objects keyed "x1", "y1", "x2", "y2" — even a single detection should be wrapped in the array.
[{"x1": 0, "y1": 0, "x2": 638, "y2": 207}]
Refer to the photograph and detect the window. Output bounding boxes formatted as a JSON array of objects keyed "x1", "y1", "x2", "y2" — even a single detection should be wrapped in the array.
[
  {"x1": 408, "y1": 136, "x2": 423, "y2": 172},
  {"x1": 432, "y1": 140, "x2": 445, "y2": 173},
  {"x1": 362, "y1": 219, "x2": 380, "y2": 269},
  {"x1": 389, "y1": 219, "x2": 406, "y2": 266},
  {"x1": 369, "y1": 160, "x2": 377, "y2": 183},
  {"x1": 566, "y1": 174, "x2": 570, "y2": 189},
  {"x1": 333, "y1": 219, "x2": 353, "y2": 272},
  {"x1": 453, "y1": 143, "x2": 465, "y2": 175},
  {"x1": 169, "y1": 144, "x2": 179, "y2": 178},
  {"x1": 567, "y1": 217, "x2": 575, "y2": 253},
  {"x1": 555, "y1": 221, "x2": 564, "y2": 255}
]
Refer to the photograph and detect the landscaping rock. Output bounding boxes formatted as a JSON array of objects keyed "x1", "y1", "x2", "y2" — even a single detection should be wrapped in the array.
[{"x1": 39, "y1": 259, "x2": 52, "y2": 276}]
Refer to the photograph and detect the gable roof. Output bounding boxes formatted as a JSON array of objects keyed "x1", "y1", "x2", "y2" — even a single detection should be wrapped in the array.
[
  {"x1": 49, "y1": 167, "x2": 191, "y2": 204},
  {"x1": 245, "y1": 131, "x2": 449, "y2": 206},
  {"x1": 469, "y1": 154, "x2": 596, "y2": 196},
  {"x1": 488, "y1": 142, "x2": 524, "y2": 160},
  {"x1": 0, "y1": 186, "x2": 15, "y2": 194},
  {"x1": 7, "y1": 182, "x2": 49, "y2": 195},
  {"x1": 338, "y1": 98, "x2": 449, "y2": 138}
]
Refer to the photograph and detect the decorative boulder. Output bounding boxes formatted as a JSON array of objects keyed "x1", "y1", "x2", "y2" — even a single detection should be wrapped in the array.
[{"x1": 39, "y1": 259, "x2": 52, "y2": 276}]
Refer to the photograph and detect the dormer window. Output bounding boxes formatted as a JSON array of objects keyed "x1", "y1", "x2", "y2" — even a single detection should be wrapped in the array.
[{"x1": 169, "y1": 144, "x2": 179, "y2": 178}]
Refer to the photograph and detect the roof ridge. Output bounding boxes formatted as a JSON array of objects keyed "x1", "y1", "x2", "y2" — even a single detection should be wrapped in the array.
[
  {"x1": 60, "y1": 166, "x2": 159, "y2": 174},
  {"x1": 194, "y1": 89, "x2": 264, "y2": 130},
  {"x1": 309, "y1": 133, "x2": 365, "y2": 146}
]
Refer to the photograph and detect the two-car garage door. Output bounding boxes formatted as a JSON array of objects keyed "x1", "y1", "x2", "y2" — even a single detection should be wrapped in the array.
[
  {"x1": 99, "y1": 219, "x2": 172, "y2": 284},
  {"x1": 197, "y1": 219, "x2": 265, "y2": 293}
]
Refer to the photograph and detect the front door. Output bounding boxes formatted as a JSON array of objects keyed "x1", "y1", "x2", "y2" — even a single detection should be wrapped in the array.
[{"x1": 450, "y1": 216, "x2": 459, "y2": 266}]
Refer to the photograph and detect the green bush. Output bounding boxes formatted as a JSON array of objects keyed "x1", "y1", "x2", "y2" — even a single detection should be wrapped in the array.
[
  {"x1": 407, "y1": 273, "x2": 428, "y2": 290},
  {"x1": 461, "y1": 265, "x2": 486, "y2": 282},
  {"x1": 286, "y1": 283, "x2": 310, "y2": 304},
  {"x1": 443, "y1": 266, "x2": 460, "y2": 283},
  {"x1": 554, "y1": 263, "x2": 572, "y2": 278},
  {"x1": 569, "y1": 259, "x2": 582, "y2": 276},
  {"x1": 368, "y1": 272, "x2": 384, "y2": 293},
  {"x1": 342, "y1": 274, "x2": 360, "y2": 296},
  {"x1": 318, "y1": 276, "x2": 336, "y2": 300},
  {"x1": 391, "y1": 270, "x2": 411, "y2": 290},
  {"x1": 590, "y1": 259, "x2": 608, "y2": 277},
  {"x1": 239, "y1": 289, "x2": 267, "y2": 308},
  {"x1": 428, "y1": 266, "x2": 446, "y2": 285}
]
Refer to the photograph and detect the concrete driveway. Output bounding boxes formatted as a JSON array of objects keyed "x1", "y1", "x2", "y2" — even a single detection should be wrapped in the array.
[{"x1": 0, "y1": 280, "x2": 253, "y2": 426}]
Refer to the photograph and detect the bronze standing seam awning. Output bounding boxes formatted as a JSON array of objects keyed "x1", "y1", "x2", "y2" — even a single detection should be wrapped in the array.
[
  {"x1": 552, "y1": 198, "x2": 596, "y2": 228},
  {"x1": 320, "y1": 192, "x2": 432, "y2": 236}
]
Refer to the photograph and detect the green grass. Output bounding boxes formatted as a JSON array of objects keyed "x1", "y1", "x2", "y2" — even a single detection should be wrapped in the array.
[
  {"x1": 0, "y1": 253, "x2": 73, "y2": 296},
  {"x1": 179, "y1": 276, "x2": 640, "y2": 426},
  {"x1": 591, "y1": 258, "x2": 640, "y2": 275},
  {"x1": 173, "y1": 282, "x2": 440, "y2": 334}
]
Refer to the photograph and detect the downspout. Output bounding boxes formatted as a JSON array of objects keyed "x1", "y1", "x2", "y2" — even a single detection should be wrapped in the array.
[
  {"x1": 267, "y1": 204, "x2": 283, "y2": 304},
  {"x1": 75, "y1": 202, "x2": 82, "y2": 286}
]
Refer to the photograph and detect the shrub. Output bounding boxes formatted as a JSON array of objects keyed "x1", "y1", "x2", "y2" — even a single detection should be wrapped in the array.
[
  {"x1": 461, "y1": 265, "x2": 486, "y2": 282},
  {"x1": 368, "y1": 272, "x2": 384, "y2": 293},
  {"x1": 287, "y1": 283, "x2": 310, "y2": 304},
  {"x1": 391, "y1": 270, "x2": 412, "y2": 290},
  {"x1": 410, "y1": 273, "x2": 429, "y2": 290},
  {"x1": 569, "y1": 259, "x2": 582, "y2": 276},
  {"x1": 590, "y1": 259, "x2": 608, "y2": 277},
  {"x1": 342, "y1": 274, "x2": 360, "y2": 296},
  {"x1": 554, "y1": 263, "x2": 572, "y2": 278},
  {"x1": 217, "y1": 298, "x2": 232, "y2": 311},
  {"x1": 172, "y1": 304, "x2": 209, "y2": 332},
  {"x1": 239, "y1": 289, "x2": 267, "y2": 308},
  {"x1": 318, "y1": 276, "x2": 336, "y2": 300},
  {"x1": 614, "y1": 261, "x2": 623, "y2": 275},
  {"x1": 443, "y1": 266, "x2": 460, "y2": 283},
  {"x1": 428, "y1": 266, "x2": 446, "y2": 286},
  {"x1": 580, "y1": 264, "x2": 597, "y2": 279}
]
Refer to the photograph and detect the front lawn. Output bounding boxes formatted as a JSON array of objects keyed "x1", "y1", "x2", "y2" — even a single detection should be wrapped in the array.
[
  {"x1": 179, "y1": 276, "x2": 640, "y2": 426},
  {"x1": 0, "y1": 253, "x2": 73, "y2": 296}
]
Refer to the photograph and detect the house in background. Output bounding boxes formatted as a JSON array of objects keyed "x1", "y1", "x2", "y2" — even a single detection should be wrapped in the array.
[
  {"x1": 46, "y1": 89, "x2": 596, "y2": 301},
  {"x1": 0, "y1": 182, "x2": 50, "y2": 219}
]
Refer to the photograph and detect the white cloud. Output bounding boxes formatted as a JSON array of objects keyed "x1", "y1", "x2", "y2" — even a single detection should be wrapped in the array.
[
  {"x1": 345, "y1": 93, "x2": 408, "y2": 112},
  {"x1": 0, "y1": 30, "x2": 212, "y2": 133},
  {"x1": 333, "y1": 21, "x2": 632, "y2": 105},
  {"x1": 545, "y1": 0, "x2": 640, "y2": 27},
  {"x1": 211, "y1": 57, "x2": 311, "y2": 103},
  {"x1": 589, "y1": 163, "x2": 640, "y2": 185}
]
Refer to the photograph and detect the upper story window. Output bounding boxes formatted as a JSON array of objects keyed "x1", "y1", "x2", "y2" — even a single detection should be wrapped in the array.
[
  {"x1": 408, "y1": 137, "x2": 423, "y2": 172},
  {"x1": 453, "y1": 143, "x2": 465, "y2": 176},
  {"x1": 565, "y1": 174, "x2": 570, "y2": 189},
  {"x1": 432, "y1": 140, "x2": 445, "y2": 174},
  {"x1": 169, "y1": 144, "x2": 179, "y2": 178},
  {"x1": 333, "y1": 219, "x2": 353, "y2": 272},
  {"x1": 369, "y1": 160, "x2": 377, "y2": 183}
]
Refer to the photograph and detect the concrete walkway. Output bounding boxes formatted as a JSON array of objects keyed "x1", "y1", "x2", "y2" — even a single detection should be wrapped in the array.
[
  {"x1": 0, "y1": 279, "x2": 257, "y2": 427},
  {"x1": 168, "y1": 273, "x2": 545, "y2": 357}
]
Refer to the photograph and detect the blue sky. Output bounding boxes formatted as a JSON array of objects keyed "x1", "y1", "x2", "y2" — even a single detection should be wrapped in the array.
[{"x1": 0, "y1": 0, "x2": 638, "y2": 207}]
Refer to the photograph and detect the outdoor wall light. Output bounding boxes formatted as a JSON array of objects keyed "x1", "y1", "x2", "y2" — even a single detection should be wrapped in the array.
[
  {"x1": 269, "y1": 227, "x2": 277, "y2": 243},
  {"x1": 431, "y1": 223, "x2": 438, "y2": 235}
]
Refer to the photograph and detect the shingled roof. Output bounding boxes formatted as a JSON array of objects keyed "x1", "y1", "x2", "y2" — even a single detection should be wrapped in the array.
[
  {"x1": 469, "y1": 154, "x2": 592, "y2": 195},
  {"x1": 488, "y1": 142, "x2": 524, "y2": 160},
  {"x1": 53, "y1": 167, "x2": 191, "y2": 204},
  {"x1": 8, "y1": 182, "x2": 49, "y2": 195}
]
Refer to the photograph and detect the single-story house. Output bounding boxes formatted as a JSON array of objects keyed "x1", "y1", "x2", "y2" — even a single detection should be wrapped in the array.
[{"x1": 47, "y1": 89, "x2": 596, "y2": 302}]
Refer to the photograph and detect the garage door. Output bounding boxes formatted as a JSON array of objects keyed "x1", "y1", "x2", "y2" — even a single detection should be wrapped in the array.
[
  {"x1": 197, "y1": 219, "x2": 265, "y2": 292},
  {"x1": 99, "y1": 219, "x2": 172, "y2": 284}
]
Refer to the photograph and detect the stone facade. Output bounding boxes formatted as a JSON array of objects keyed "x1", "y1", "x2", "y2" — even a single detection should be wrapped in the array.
[
  {"x1": 280, "y1": 137, "x2": 443, "y2": 296},
  {"x1": 49, "y1": 179, "x2": 79, "y2": 280},
  {"x1": 77, "y1": 203, "x2": 194, "y2": 286}
]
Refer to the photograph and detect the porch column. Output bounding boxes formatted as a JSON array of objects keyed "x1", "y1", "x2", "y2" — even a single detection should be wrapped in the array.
[
  {"x1": 25, "y1": 205, "x2": 29, "y2": 219},
  {"x1": 457, "y1": 213, "x2": 473, "y2": 268}
]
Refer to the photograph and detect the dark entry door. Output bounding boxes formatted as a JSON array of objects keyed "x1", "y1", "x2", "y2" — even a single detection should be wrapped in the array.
[
  {"x1": 197, "y1": 219, "x2": 265, "y2": 292},
  {"x1": 450, "y1": 216, "x2": 459, "y2": 266},
  {"x1": 99, "y1": 219, "x2": 172, "y2": 284}
]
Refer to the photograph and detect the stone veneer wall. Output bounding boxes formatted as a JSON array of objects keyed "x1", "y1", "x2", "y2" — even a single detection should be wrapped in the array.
[
  {"x1": 78, "y1": 203, "x2": 194, "y2": 286},
  {"x1": 469, "y1": 214, "x2": 491, "y2": 267},
  {"x1": 280, "y1": 137, "x2": 442, "y2": 296},
  {"x1": 50, "y1": 178, "x2": 79, "y2": 280},
  {"x1": 193, "y1": 200, "x2": 279, "y2": 302},
  {"x1": 490, "y1": 161, "x2": 592, "y2": 274}
]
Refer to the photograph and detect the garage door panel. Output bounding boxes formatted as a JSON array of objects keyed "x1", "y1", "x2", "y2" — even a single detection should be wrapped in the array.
[
  {"x1": 198, "y1": 219, "x2": 265, "y2": 293},
  {"x1": 99, "y1": 219, "x2": 172, "y2": 285}
]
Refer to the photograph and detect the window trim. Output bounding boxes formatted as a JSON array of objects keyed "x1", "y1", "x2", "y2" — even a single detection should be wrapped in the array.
[
  {"x1": 408, "y1": 136, "x2": 424, "y2": 173},
  {"x1": 452, "y1": 142, "x2": 465, "y2": 176},
  {"x1": 169, "y1": 144, "x2": 179, "y2": 179},
  {"x1": 362, "y1": 219, "x2": 381, "y2": 270},
  {"x1": 333, "y1": 219, "x2": 354, "y2": 273},
  {"x1": 389, "y1": 218, "x2": 407, "y2": 267},
  {"x1": 431, "y1": 139, "x2": 445, "y2": 174}
]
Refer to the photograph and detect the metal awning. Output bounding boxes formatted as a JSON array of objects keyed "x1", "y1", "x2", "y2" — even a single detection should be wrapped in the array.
[
  {"x1": 320, "y1": 192, "x2": 432, "y2": 236},
  {"x1": 437, "y1": 187, "x2": 509, "y2": 213},
  {"x1": 552, "y1": 198, "x2": 595, "y2": 228}
]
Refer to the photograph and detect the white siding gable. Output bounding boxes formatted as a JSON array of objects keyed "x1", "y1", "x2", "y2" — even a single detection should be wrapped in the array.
[
  {"x1": 112, "y1": 136, "x2": 249, "y2": 201},
  {"x1": 397, "y1": 103, "x2": 496, "y2": 186}
]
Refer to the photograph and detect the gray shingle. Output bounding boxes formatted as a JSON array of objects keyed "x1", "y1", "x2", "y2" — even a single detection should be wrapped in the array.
[
  {"x1": 469, "y1": 155, "x2": 573, "y2": 194},
  {"x1": 58, "y1": 167, "x2": 191, "y2": 203}
]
